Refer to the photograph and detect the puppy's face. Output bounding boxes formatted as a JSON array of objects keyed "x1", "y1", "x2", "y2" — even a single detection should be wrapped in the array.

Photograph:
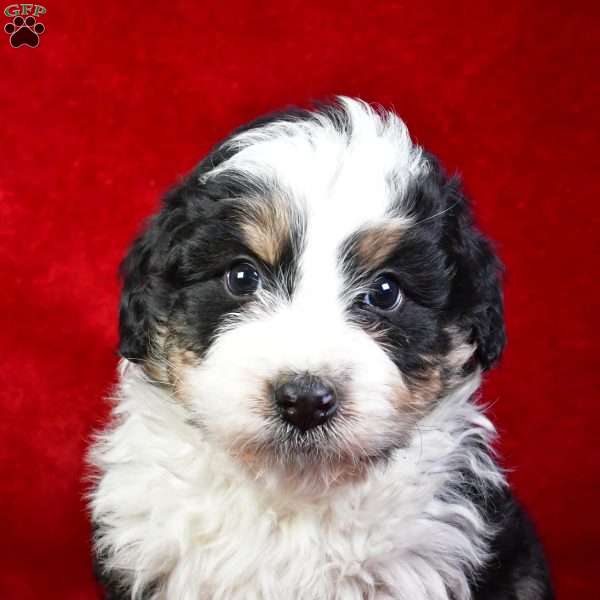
[{"x1": 120, "y1": 99, "x2": 505, "y2": 472}]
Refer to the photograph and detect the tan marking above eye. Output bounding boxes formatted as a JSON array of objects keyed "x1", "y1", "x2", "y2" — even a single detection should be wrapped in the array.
[
  {"x1": 354, "y1": 219, "x2": 411, "y2": 271},
  {"x1": 238, "y1": 197, "x2": 292, "y2": 265}
]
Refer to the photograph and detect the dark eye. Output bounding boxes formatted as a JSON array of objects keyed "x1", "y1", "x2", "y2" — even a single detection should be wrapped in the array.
[
  {"x1": 226, "y1": 261, "x2": 261, "y2": 296},
  {"x1": 364, "y1": 274, "x2": 403, "y2": 311}
]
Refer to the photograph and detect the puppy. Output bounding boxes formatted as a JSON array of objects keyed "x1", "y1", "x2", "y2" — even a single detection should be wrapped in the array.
[{"x1": 89, "y1": 98, "x2": 553, "y2": 600}]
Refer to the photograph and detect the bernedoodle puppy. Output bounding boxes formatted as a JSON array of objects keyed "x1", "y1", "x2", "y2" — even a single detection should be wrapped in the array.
[{"x1": 89, "y1": 98, "x2": 553, "y2": 600}]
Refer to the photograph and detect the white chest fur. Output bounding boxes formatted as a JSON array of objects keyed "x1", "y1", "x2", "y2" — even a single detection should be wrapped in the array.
[{"x1": 89, "y1": 364, "x2": 503, "y2": 600}]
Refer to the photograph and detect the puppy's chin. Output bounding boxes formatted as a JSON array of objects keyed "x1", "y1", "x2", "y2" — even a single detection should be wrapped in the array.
[{"x1": 226, "y1": 434, "x2": 394, "y2": 494}]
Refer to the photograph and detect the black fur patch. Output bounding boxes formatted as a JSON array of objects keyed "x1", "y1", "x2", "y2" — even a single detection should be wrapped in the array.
[
  {"x1": 341, "y1": 156, "x2": 505, "y2": 394},
  {"x1": 471, "y1": 488, "x2": 554, "y2": 599}
]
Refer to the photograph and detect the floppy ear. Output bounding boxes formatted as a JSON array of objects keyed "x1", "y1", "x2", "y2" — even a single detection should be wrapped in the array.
[
  {"x1": 119, "y1": 214, "x2": 174, "y2": 362},
  {"x1": 118, "y1": 182, "x2": 200, "y2": 362},
  {"x1": 445, "y1": 178, "x2": 506, "y2": 370}
]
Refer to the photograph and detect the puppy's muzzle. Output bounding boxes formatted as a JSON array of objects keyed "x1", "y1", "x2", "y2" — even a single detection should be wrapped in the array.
[{"x1": 274, "y1": 375, "x2": 337, "y2": 431}]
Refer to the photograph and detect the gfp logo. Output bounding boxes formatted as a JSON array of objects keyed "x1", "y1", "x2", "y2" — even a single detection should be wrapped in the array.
[{"x1": 4, "y1": 4, "x2": 46, "y2": 47}]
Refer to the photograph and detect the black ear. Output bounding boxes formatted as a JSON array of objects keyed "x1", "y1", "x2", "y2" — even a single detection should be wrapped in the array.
[
  {"x1": 445, "y1": 178, "x2": 506, "y2": 370},
  {"x1": 118, "y1": 181, "x2": 201, "y2": 362},
  {"x1": 119, "y1": 214, "x2": 173, "y2": 362}
]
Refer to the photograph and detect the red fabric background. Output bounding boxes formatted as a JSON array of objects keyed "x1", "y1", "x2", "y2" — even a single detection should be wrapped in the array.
[{"x1": 1, "y1": 1, "x2": 598, "y2": 598}]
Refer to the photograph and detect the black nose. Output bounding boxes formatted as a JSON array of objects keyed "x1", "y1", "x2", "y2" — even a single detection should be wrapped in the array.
[{"x1": 274, "y1": 376, "x2": 337, "y2": 431}]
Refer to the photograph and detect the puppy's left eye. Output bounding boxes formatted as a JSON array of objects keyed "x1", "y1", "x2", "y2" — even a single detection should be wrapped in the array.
[
  {"x1": 226, "y1": 261, "x2": 261, "y2": 296},
  {"x1": 363, "y1": 274, "x2": 403, "y2": 311}
]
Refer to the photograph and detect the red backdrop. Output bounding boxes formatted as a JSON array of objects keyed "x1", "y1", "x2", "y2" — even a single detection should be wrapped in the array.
[{"x1": 1, "y1": 1, "x2": 598, "y2": 598}]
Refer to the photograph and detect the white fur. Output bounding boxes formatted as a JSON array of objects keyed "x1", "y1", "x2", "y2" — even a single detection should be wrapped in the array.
[{"x1": 90, "y1": 363, "x2": 503, "y2": 600}]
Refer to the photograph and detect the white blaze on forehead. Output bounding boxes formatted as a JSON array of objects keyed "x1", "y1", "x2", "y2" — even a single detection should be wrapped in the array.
[
  {"x1": 216, "y1": 98, "x2": 423, "y2": 220},
  {"x1": 211, "y1": 98, "x2": 425, "y2": 316}
]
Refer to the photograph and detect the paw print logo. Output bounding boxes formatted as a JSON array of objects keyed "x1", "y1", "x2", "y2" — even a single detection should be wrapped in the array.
[{"x1": 4, "y1": 15, "x2": 45, "y2": 48}]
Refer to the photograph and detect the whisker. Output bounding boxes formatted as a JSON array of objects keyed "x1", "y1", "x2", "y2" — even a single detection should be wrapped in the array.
[{"x1": 411, "y1": 201, "x2": 459, "y2": 226}]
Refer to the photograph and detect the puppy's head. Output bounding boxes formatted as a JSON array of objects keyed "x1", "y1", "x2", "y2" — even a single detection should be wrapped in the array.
[{"x1": 119, "y1": 98, "x2": 505, "y2": 474}]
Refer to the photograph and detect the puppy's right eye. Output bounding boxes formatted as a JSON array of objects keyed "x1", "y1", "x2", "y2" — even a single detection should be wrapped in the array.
[
  {"x1": 362, "y1": 273, "x2": 403, "y2": 311},
  {"x1": 226, "y1": 261, "x2": 261, "y2": 296}
]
